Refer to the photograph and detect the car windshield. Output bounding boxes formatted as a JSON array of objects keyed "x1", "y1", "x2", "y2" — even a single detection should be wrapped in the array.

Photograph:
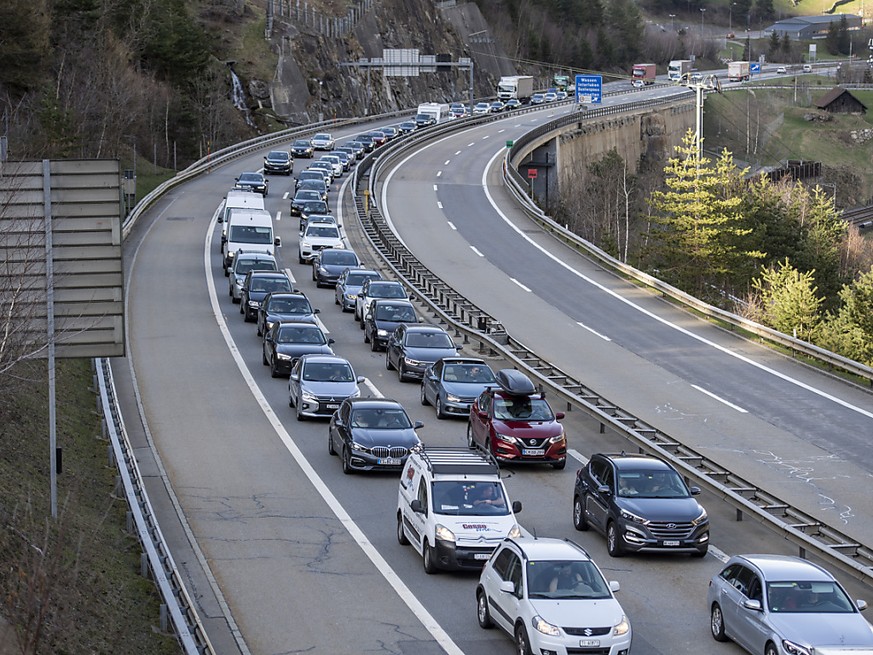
[
  {"x1": 293, "y1": 140, "x2": 309, "y2": 148},
  {"x1": 322, "y1": 250, "x2": 358, "y2": 265},
  {"x1": 236, "y1": 260, "x2": 276, "y2": 275},
  {"x1": 350, "y1": 408, "x2": 411, "y2": 429},
  {"x1": 277, "y1": 326, "x2": 324, "y2": 344},
  {"x1": 371, "y1": 284, "x2": 405, "y2": 298},
  {"x1": 229, "y1": 226, "x2": 273, "y2": 244},
  {"x1": 347, "y1": 273, "x2": 379, "y2": 286},
  {"x1": 303, "y1": 362, "x2": 354, "y2": 382},
  {"x1": 375, "y1": 304, "x2": 416, "y2": 322},
  {"x1": 306, "y1": 226, "x2": 339, "y2": 238},
  {"x1": 314, "y1": 133, "x2": 330, "y2": 140},
  {"x1": 268, "y1": 297, "x2": 310, "y2": 314},
  {"x1": 267, "y1": 151, "x2": 289, "y2": 161},
  {"x1": 300, "y1": 172, "x2": 322, "y2": 181},
  {"x1": 404, "y1": 331, "x2": 452, "y2": 348},
  {"x1": 432, "y1": 481, "x2": 510, "y2": 516},
  {"x1": 767, "y1": 581, "x2": 855, "y2": 613},
  {"x1": 617, "y1": 469, "x2": 689, "y2": 499},
  {"x1": 444, "y1": 363, "x2": 495, "y2": 384},
  {"x1": 250, "y1": 278, "x2": 291, "y2": 293},
  {"x1": 302, "y1": 201, "x2": 328, "y2": 213},
  {"x1": 294, "y1": 191, "x2": 319, "y2": 202},
  {"x1": 493, "y1": 396, "x2": 553, "y2": 421},
  {"x1": 526, "y1": 560, "x2": 611, "y2": 600}
]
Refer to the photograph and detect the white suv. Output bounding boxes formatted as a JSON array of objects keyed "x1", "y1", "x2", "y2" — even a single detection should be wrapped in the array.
[
  {"x1": 298, "y1": 220, "x2": 344, "y2": 264},
  {"x1": 397, "y1": 447, "x2": 522, "y2": 573},
  {"x1": 476, "y1": 537, "x2": 631, "y2": 655}
]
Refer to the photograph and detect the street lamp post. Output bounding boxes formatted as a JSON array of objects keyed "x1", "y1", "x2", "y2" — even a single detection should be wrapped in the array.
[
  {"x1": 669, "y1": 14, "x2": 676, "y2": 32},
  {"x1": 729, "y1": 2, "x2": 736, "y2": 32},
  {"x1": 700, "y1": 7, "x2": 706, "y2": 34}
]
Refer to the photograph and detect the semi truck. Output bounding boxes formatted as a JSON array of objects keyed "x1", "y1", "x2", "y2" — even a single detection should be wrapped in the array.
[
  {"x1": 632, "y1": 63, "x2": 657, "y2": 87},
  {"x1": 497, "y1": 75, "x2": 535, "y2": 102},
  {"x1": 553, "y1": 74, "x2": 570, "y2": 91},
  {"x1": 668, "y1": 59, "x2": 693, "y2": 81},
  {"x1": 727, "y1": 61, "x2": 750, "y2": 81}
]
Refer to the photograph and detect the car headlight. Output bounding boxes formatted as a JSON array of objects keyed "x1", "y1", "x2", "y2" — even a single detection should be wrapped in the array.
[
  {"x1": 300, "y1": 240, "x2": 311, "y2": 249},
  {"x1": 350, "y1": 387, "x2": 361, "y2": 398},
  {"x1": 445, "y1": 393, "x2": 461, "y2": 402},
  {"x1": 276, "y1": 353, "x2": 292, "y2": 361},
  {"x1": 301, "y1": 390, "x2": 318, "y2": 402},
  {"x1": 495, "y1": 432, "x2": 518, "y2": 444},
  {"x1": 692, "y1": 507, "x2": 708, "y2": 525},
  {"x1": 317, "y1": 267, "x2": 328, "y2": 275},
  {"x1": 377, "y1": 329, "x2": 388, "y2": 337},
  {"x1": 531, "y1": 615, "x2": 561, "y2": 637},
  {"x1": 613, "y1": 615, "x2": 630, "y2": 637},
  {"x1": 782, "y1": 640, "x2": 813, "y2": 655},
  {"x1": 227, "y1": 251, "x2": 236, "y2": 261},
  {"x1": 247, "y1": 300, "x2": 259, "y2": 308},
  {"x1": 508, "y1": 524, "x2": 522, "y2": 539},
  {"x1": 334, "y1": 243, "x2": 345, "y2": 249},
  {"x1": 345, "y1": 293, "x2": 357, "y2": 300},
  {"x1": 619, "y1": 508, "x2": 648, "y2": 525},
  {"x1": 403, "y1": 357, "x2": 424, "y2": 367},
  {"x1": 266, "y1": 320, "x2": 275, "y2": 331},
  {"x1": 349, "y1": 440, "x2": 367, "y2": 452},
  {"x1": 434, "y1": 524, "x2": 456, "y2": 543},
  {"x1": 548, "y1": 431, "x2": 565, "y2": 443}
]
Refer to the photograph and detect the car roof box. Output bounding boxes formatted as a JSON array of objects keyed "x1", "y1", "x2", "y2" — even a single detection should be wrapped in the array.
[{"x1": 495, "y1": 369, "x2": 536, "y2": 396}]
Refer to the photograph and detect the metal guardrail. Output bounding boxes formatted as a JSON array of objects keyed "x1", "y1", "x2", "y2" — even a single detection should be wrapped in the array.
[
  {"x1": 503, "y1": 127, "x2": 873, "y2": 386},
  {"x1": 350, "y1": 103, "x2": 873, "y2": 589},
  {"x1": 95, "y1": 358, "x2": 213, "y2": 654}
]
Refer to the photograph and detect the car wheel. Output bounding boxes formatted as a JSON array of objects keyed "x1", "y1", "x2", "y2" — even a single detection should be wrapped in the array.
[
  {"x1": 573, "y1": 496, "x2": 589, "y2": 531},
  {"x1": 435, "y1": 396, "x2": 446, "y2": 420},
  {"x1": 710, "y1": 603, "x2": 728, "y2": 642},
  {"x1": 311, "y1": 269, "x2": 316, "y2": 282},
  {"x1": 476, "y1": 590, "x2": 493, "y2": 629},
  {"x1": 228, "y1": 285, "x2": 233, "y2": 298},
  {"x1": 262, "y1": 348, "x2": 268, "y2": 366},
  {"x1": 422, "y1": 540, "x2": 438, "y2": 574},
  {"x1": 295, "y1": 403, "x2": 305, "y2": 421},
  {"x1": 385, "y1": 353, "x2": 394, "y2": 371},
  {"x1": 341, "y1": 447, "x2": 353, "y2": 474},
  {"x1": 606, "y1": 521, "x2": 625, "y2": 557},
  {"x1": 765, "y1": 642, "x2": 779, "y2": 655},
  {"x1": 244, "y1": 308, "x2": 253, "y2": 323},
  {"x1": 363, "y1": 329, "x2": 370, "y2": 344},
  {"x1": 396, "y1": 513, "x2": 409, "y2": 546},
  {"x1": 420, "y1": 385, "x2": 429, "y2": 406},
  {"x1": 256, "y1": 323, "x2": 262, "y2": 337},
  {"x1": 359, "y1": 316, "x2": 365, "y2": 330},
  {"x1": 692, "y1": 545, "x2": 709, "y2": 558},
  {"x1": 298, "y1": 253, "x2": 305, "y2": 265},
  {"x1": 334, "y1": 294, "x2": 340, "y2": 306},
  {"x1": 514, "y1": 624, "x2": 532, "y2": 655},
  {"x1": 466, "y1": 423, "x2": 475, "y2": 449},
  {"x1": 270, "y1": 360, "x2": 280, "y2": 379},
  {"x1": 551, "y1": 458, "x2": 566, "y2": 470},
  {"x1": 370, "y1": 335, "x2": 379, "y2": 352},
  {"x1": 327, "y1": 432, "x2": 336, "y2": 456},
  {"x1": 398, "y1": 362, "x2": 408, "y2": 382},
  {"x1": 239, "y1": 301, "x2": 244, "y2": 314}
]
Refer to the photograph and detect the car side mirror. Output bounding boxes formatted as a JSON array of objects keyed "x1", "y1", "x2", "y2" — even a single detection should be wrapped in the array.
[
  {"x1": 743, "y1": 599, "x2": 763, "y2": 612},
  {"x1": 478, "y1": 410, "x2": 488, "y2": 419},
  {"x1": 314, "y1": 308, "x2": 320, "y2": 314},
  {"x1": 328, "y1": 338, "x2": 335, "y2": 346},
  {"x1": 856, "y1": 599, "x2": 868, "y2": 611},
  {"x1": 512, "y1": 500, "x2": 522, "y2": 513},
  {"x1": 356, "y1": 376, "x2": 365, "y2": 384},
  {"x1": 597, "y1": 484, "x2": 610, "y2": 495},
  {"x1": 555, "y1": 411, "x2": 565, "y2": 420},
  {"x1": 413, "y1": 421, "x2": 424, "y2": 430},
  {"x1": 418, "y1": 317, "x2": 425, "y2": 323},
  {"x1": 410, "y1": 499, "x2": 425, "y2": 514},
  {"x1": 609, "y1": 580, "x2": 620, "y2": 593},
  {"x1": 690, "y1": 486, "x2": 701, "y2": 495},
  {"x1": 498, "y1": 580, "x2": 515, "y2": 595},
  {"x1": 454, "y1": 344, "x2": 462, "y2": 351},
  {"x1": 217, "y1": 216, "x2": 223, "y2": 223},
  {"x1": 290, "y1": 373, "x2": 299, "y2": 381},
  {"x1": 274, "y1": 237, "x2": 281, "y2": 247}
]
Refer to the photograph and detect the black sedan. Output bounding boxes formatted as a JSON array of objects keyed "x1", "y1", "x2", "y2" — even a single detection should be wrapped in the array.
[
  {"x1": 355, "y1": 134, "x2": 375, "y2": 152},
  {"x1": 241, "y1": 271, "x2": 294, "y2": 322},
  {"x1": 397, "y1": 121, "x2": 417, "y2": 134},
  {"x1": 294, "y1": 178, "x2": 328, "y2": 203},
  {"x1": 263, "y1": 150, "x2": 293, "y2": 175},
  {"x1": 290, "y1": 139, "x2": 314, "y2": 158},
  {"x1": 298, "y1": 201, "x2": 331, "y2": 231},
  {"x1": 385, "y1": 324, "x2": 461, "y2": 382},
  {"x1": 327, "y1": 398, "x2": 423, "y2": 474},
  {"x1": 262, "y1": 322, "x2": 335, "y2": 378},
  {"x1": 363, "y1": 299, "x2": 419, "y2": 351},
  {"x1": 256, "y1": 291, "x2": 320, "y2": 337},
  {"x1": 420, "y1": 357, "x2": 497, "y2": 419},
  {"x1": 311, "y1": 248, "x2": 361, "y2": 288},
  {"x1": 290, "y1": 189, "x2": 323, "y2": 216},
  {"x1": 342, "y1": 140, "x2": 365, "y2": 158},
  {"x1": 234, "y1": 171, "x2": 268, "y2": 196}
]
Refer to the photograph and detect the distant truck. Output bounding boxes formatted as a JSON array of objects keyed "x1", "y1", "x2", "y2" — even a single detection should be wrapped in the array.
[
  {"x1": 632, "y1": 63, "x2": 657, "y2": 87},
  {"x1": 415, "y1": 102, "x2": 443, "y2": 127},
  {"x1": 497, "y1": 75, "x2": 535, "y2": 102},
  {"x1": 553, "y1": 74, "x2": 570, "y2": 91},
  {"x1": 668, "y1": 59, "x2": 693, "y2": 81},
  {"x1": 728, "y1": 61, "x2": 750, "y2": 81}
]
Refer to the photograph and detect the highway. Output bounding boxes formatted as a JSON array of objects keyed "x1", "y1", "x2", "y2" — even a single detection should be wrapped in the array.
[{"x1": 113, "y1": 87, "x2": 873, "y2": 655}]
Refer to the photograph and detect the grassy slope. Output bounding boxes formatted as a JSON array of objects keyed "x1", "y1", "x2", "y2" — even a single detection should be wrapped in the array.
[{"x1": 0, "y1": 360, "x2": 180, "y2": 655}]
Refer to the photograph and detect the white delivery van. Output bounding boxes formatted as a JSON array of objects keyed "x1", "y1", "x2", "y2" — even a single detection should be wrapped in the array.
[
  {"x1": 218, "y1": 190, "x2": 265, "y2": 253},
  {"x1": 397, "y1": 447, "x2": 522, "y2": 573},
  {"x1": 222, "y1": 209, "x2": 280, "y2": 275}
]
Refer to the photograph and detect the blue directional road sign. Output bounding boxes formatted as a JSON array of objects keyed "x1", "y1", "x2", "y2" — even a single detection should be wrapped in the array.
[
  {"x1": 575, "y1": 74, "x2": 603, "y2": 104},
  {"x1": 750, "y1": 62, "x2": 761, "y2": 74}
]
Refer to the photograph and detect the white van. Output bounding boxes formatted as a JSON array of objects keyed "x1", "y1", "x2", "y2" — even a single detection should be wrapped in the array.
[
  {"x1": 218, "y1": 190, "x2": 265, "y2": 253},
  {"x1": 397, "y1": 447, "x2": 522, "y2": 573},
  {"x1": 223, "y1": 209, "x2": 280, "y2": 275}
]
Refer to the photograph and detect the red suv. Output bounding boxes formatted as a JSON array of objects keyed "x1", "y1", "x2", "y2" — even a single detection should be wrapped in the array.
[{"x1": 466, "y1": 369, "x2": 567, "y2": 470}]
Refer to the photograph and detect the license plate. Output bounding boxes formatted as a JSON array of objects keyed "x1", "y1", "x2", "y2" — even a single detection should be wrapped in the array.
[
  {"x1": 326, "y1": 404, "x2": 339, "y2": 409},
  {"x1": 522, "y1": 448, "x2": 545, "y2": 456},
  {"x1": 378, "y1": 457, "x2": 397, "y2": 465},
  {"x1": 580, "y1": 639, "x2": 600, "y2": 647},
  {"x1": 474, "y1": 553, "x2": 490, "y2": 561},
  {"x1": 663, "y1": 540, "x2": 680, "y2": 546}
]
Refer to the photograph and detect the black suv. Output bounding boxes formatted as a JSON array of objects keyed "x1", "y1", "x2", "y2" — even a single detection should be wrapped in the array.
[
  {"x1": 572, "y1": 453, "x2": 709, "y2": 558},
  {"x1": 263, "y1": 150, "x2": 293, "y2": 175},
  {"x1": 240, "y1": 271, "x2": 294, "y2": 322}
]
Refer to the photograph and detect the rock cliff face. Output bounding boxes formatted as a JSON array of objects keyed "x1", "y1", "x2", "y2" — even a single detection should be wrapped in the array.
[{"x1": 263, "y1": 0, "x2": 516, "y2": 123}]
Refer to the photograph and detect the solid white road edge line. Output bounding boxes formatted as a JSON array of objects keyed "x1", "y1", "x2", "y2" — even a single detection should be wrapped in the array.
[
  {"x1": 577, "y1": 321, "x2": 611, "y2": 341},
  {"x1": 203, "y1": 213, "x2": 464, "y2": 655},
  {"x1": 691, "y1": 384, "x2": 748, "y2": 413}
]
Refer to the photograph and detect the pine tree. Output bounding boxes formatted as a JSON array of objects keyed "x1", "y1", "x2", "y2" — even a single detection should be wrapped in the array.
[
  {"x1": 816, "y1": 268, "x2": 873, "y2": 365},
  {"x1": 751, "y1": 259, "x2": 823, "y2": 341},
  {"x1": 768, "y1": 31, "x2": 781, "y2": 59}
]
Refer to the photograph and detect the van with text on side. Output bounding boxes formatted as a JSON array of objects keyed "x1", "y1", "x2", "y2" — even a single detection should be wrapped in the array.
[
  {"x1": 218, "y1": 190, "x2": 265, "y2": 253},
  {"x1": 223, "y1": 209, "x2": 280, "y2": 276}
]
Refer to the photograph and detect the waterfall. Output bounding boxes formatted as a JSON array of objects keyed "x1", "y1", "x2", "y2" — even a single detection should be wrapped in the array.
[{"x1": 229, "y1": 68, "x2": 256, "y2": 128}]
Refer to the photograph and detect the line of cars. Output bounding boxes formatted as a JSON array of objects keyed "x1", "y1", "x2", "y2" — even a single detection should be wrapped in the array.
[{"x1": 223, "y1": 129, "x2": 873, "y2": 655}]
